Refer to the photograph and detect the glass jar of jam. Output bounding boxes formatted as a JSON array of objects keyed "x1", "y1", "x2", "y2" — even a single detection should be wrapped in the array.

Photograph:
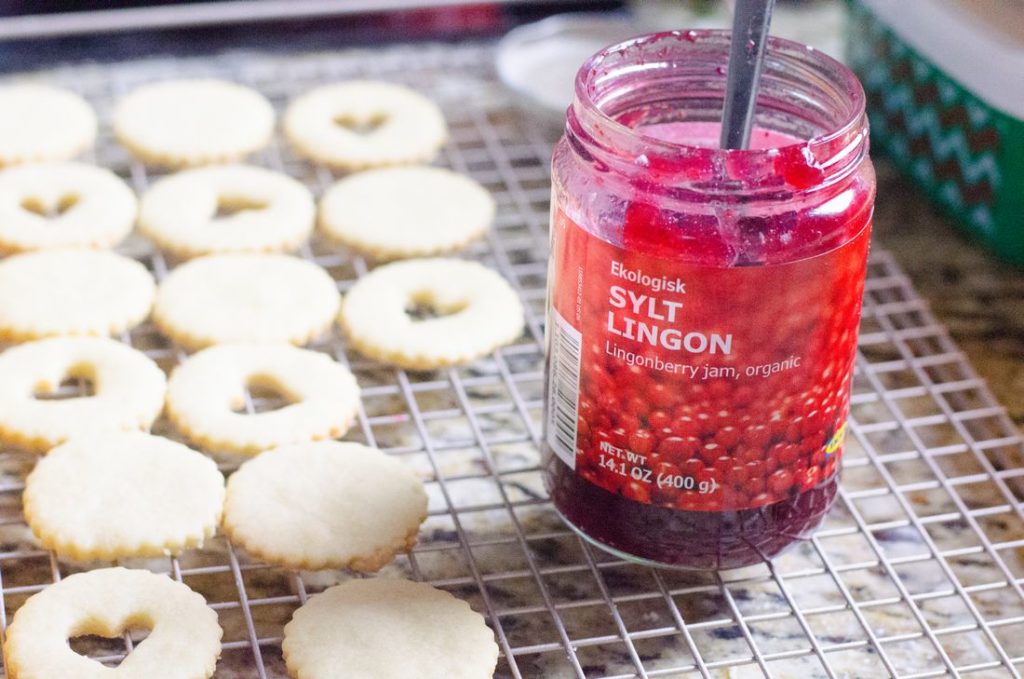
[{"x1": 542, "y1": 30, "x2": 874, "y2": 569}]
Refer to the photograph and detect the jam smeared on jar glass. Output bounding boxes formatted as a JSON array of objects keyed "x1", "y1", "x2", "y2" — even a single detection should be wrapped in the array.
[{"x1": 542, "y1": 31, "x2": 875, "y2": 569}]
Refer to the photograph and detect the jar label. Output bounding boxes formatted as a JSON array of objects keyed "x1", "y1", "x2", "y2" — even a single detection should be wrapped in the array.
[{"x1": 545, "y1": 209, "x2": 871, "y2": 512}]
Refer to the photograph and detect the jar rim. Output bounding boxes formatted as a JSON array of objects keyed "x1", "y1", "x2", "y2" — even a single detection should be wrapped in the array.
[{"x1": 570, "y1": 29, "x2": 868, "y2": 186}]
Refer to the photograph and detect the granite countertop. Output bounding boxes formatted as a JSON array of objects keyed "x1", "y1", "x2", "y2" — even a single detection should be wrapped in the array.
[{"x1": 871, "y1": 160, "x2": 1024, "y2": 429}]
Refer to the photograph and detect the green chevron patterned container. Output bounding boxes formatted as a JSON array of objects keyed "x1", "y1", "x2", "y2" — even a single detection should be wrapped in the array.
[{"x1": 846, "y1": 0, "x2": 1024, "y2": 266}]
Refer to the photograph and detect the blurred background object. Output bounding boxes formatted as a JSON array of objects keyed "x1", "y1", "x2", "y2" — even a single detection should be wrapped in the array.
[
  {"x1": 0, "y1": 2, "x2": 623, "y2": 67},
  {"x1": 496, "y1": 12, "x2": 638, "y2": 130},
  {"x1": 847, "y1": 0, "x2": 1024, "y2": 267}
]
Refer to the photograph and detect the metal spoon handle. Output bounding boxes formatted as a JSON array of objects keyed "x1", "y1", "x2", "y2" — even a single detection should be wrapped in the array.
[{"x1": 719, "y1": 0, "x2": 776, "y2": 150}]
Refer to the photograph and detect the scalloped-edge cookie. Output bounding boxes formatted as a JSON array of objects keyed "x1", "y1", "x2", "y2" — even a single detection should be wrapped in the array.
[
  {"x1": 318, "y1": 166, "x2": 493, "y2": 260},
  {"x1": 3, "y1": 567, "x2": 222, "y2": 679},
  {"x1": 153, "y1": 253, "x2": 340, "y2": 351},
  {"x1": 222, "y1": 441, "x2": 427, "y2": 571},
  {"x1": 24, "y1": 432, "x2": 225, "y2": 560},
  {"x1": 139, "y1": 164, "x2": 314, "y2": 259},
  {"x1": 0, "y1": 162, "x2": 137, "y2": 254},
  {"x1": 0, "y1": 84, "x2": 96, "y2": 166},
  {"x1": 0, "y1": 250, "x2": 155, "y2": 342},
  {"x1": 0, "y1": 337, "x2": 166, "y2": 453},
  {"x1": 339, "y1": 258, "x2": 524, "y2": 369},
  {"x1": 282, "y1": 578, "x2": 498, "y2": 679},
  {"x1": 283, "y1": 81, "x2": 447, "y2": 170},
  {"x1": 114, "y1": 79, "x2": 274, "y2": 167},
  {"x1": 166, "y1": 343, "x2": 360, "y2": 455}
]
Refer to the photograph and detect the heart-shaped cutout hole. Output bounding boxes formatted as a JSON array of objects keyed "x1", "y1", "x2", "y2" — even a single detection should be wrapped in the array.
[
  {"x1": 333, "y1": 112, "x2": 389, "y2": 136},
  {"x1": 21, "y1": 193, "x2": 80, "y2": 218},
  {"x1": 69, "y1": 616, "x2": 152, "y2": 668},
  {"x1": 213, "y1": 195, "x2": 269, "y2": 220},
  {"x1": 34, "y1": 366, "x2": 96, "y2": 400},
  {"x1": 405, "y1": 292, "x2": 468, "y2": 321},
  {"x1": 232, "y1": 375, "x2": 299, "y2": 414}
]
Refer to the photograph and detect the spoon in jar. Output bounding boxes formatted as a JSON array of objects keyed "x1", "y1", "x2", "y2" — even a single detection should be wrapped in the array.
[{"x1": 719, "y1": 0, "x2": 777, "y2": 149}]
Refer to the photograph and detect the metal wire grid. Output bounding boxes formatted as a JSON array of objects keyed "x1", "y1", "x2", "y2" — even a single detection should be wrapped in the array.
[{"x1": 0, "y1": 42, "x2": 1021, "y2": 679}]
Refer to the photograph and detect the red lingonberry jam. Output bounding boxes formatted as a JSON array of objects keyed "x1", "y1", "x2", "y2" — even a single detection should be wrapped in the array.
[{"x1": 542, "y1": 31, "x2": 874, "y2": 569}]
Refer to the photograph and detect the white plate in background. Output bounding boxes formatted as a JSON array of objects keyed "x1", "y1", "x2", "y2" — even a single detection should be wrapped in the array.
[{"x1": 495, "y1": 13, "x2": 640, "y2": 128}]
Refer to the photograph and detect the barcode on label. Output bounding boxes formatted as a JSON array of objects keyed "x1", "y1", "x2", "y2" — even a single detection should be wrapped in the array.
[{"x1": 546, "y1": 309, "x2": 583, "y2": 469}]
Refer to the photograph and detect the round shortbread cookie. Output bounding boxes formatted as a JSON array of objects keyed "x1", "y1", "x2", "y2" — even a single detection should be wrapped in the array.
[
  {"x1": 166, "y1": 344, "x2": 360, "y2": 455},
  {"x1": 3, "y1": 567, "x2": 222, "y2": 679},
  {"x1": 24, "y1": 432, "x2": 225, "y2": 560},
  {"x1": 283, "y1": 81, "x2": 448, "y2": 170},
  {"x1": 282, "y1": 578, "x2": 498, "y2": 679},
  {"x1": 139, "y1": 165, "x2": 315, "y2": 259},
  {"x1": 0, "y1": 162, "x2": 137, "y2": 254},
  {"x1": 0, "y1": 250, "x2": 155, "y2": 342},
  {"x1": 114, "y1": 79, "x2": 274, "y2": 167},
  {"x1": 319, "y1": 167, "x2": 494, "y2": 260},
  {"x1": 0, "y1": 84, "x2": 97, "y2": 166},
  {"x1": 339, "y1": 258, "x2": 524, "y2": 369},
  {"x1": 0, "y1": 337, "x2": 166, "y2": 453},
  {"x1": 153, "y1": 254, "x2": 340, "y2": 351},
  {"x1": 223, "y1": 441, "x2": 428, "y2": 571}
]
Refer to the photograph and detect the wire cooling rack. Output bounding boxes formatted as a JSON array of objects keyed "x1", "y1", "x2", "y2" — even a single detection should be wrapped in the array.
[{"x1": 1, "y1": 42, "x2": 1023, "y2": 679}]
